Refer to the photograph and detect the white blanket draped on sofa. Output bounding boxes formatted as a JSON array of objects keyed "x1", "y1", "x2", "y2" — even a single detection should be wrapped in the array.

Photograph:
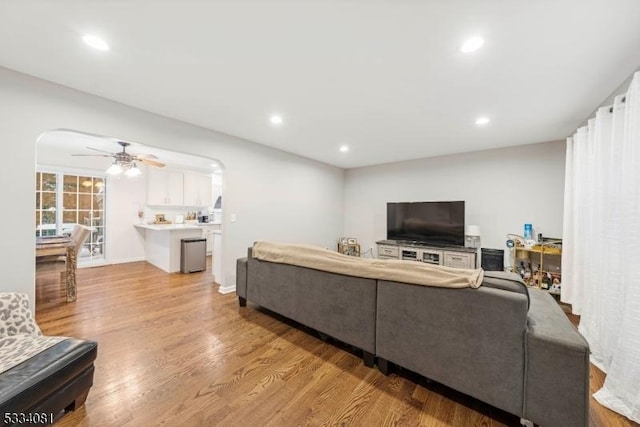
[{"x1": 252, "y1": 241, "x2": 484, "y2": 288}]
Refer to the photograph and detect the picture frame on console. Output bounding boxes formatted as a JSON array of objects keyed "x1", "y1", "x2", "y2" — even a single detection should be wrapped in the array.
[
  {"x1": 338, "y1": 237, "x2": 357, "y2": 245},
  {"x1": 338, "y1": 243, "x2": 360, "y2": 257}
]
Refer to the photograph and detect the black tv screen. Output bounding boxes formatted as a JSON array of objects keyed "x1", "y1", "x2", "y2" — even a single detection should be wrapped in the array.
[{"x1": 387, "y1": 201, "x2": 465, "y2": 246}]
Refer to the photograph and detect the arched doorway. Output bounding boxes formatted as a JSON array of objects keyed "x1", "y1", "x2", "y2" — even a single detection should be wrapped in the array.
[{"x1": 35, "y1": 129, "x2": 225, "y2": 298}]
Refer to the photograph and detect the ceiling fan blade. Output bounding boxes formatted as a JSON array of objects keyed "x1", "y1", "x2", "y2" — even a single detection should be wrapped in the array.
[
  {"x1": 85, "y1": 147, "x2": 115, "y2": 154},
  {"x1": 137, "y1": 158, "x2": 165, "y2": 167},
  {"x1": 71, "y1": 154, "x2": 112, "y2": 157},
  {"x1": 137, "y1": 153, "x2": 159, "y2": 159}
]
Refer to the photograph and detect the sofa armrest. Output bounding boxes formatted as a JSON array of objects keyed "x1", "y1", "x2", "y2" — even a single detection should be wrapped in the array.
[
  {"x1": 236, "y1": 258, "x2": 248, "y2": 299},
  {"x1": 524, "y1": 289, "x2": 589, "y2": 427},
  {"x1": 482, "y1": 271, "x2": 530, "y2": 309}
]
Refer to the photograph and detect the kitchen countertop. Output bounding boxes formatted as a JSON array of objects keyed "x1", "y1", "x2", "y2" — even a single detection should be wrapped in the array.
[{"x1": 134, "y1": 223, "x2": 220, "y2": 231}]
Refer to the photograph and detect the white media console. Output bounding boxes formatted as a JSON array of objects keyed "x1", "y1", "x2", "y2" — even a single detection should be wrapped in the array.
[{"x1": 376, "y1": 240, "x2": 477, "y2": 269}]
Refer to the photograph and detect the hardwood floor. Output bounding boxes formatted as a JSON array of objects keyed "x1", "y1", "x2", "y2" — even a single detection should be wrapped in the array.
[{"x1": 35, "y1": 261, "x2": 637, "y2": 427}]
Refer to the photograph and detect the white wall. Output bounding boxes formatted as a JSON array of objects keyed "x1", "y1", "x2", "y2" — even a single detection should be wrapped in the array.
[
  {"x1": 0, "y1": 67, "x2": 344, "y2": 303},
  {"x1": 344, "y1": 141, "x2": 566, "y2": 259},
  {"x1": 106, "y1": 175, "x2": 147, "y2": 264}
]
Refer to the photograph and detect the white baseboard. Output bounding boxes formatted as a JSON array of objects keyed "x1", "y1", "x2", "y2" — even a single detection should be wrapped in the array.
[
  {"x1": 218, "y1": 284, "x2": 236, "y2": 294},
  {"x1": 78, "y1": 257, "x2": 146, "y2": 269},
  {"x1": 107, "y1": 257, "x2": 147, "y2": 265}
]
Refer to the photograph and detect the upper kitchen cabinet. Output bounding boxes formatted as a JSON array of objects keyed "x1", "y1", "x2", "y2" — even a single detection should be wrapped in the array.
[
  {"x1": 147, "y1": 169, "x2": 184, "y2": 206},
  {"x1": 183, "y1": 172, "x2": 213, "y2": 207}
]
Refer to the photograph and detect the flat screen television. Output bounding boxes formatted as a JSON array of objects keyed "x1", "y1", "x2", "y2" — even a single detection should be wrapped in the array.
[{"x1": 386, "y1": 201, "x2": 465, "y2": 246}]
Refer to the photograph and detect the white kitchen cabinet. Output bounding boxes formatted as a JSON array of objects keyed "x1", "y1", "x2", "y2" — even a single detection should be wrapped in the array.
[
  {"x1": 183, "y1": 172, "x2": 213, "y2": 207},
  {"x1": 201, "y1": 226, "x2": 214, "y2": 255},
  {"x1": 147, "y1": 169, "x2": 184, "y2": 206}
]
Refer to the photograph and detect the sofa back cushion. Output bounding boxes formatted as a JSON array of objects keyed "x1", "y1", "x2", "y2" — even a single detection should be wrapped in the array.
[
  {"x1": 246, "y1": 256, "x2": 377, "y2": 354},
  {"x1": 376, "y1": 280, "x2": 528, "y2": 417}
]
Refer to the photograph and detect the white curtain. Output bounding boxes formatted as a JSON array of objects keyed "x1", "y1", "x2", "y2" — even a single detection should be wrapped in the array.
[{"x1": 562, "y1": 71, "x2": 640, "y2": 423}]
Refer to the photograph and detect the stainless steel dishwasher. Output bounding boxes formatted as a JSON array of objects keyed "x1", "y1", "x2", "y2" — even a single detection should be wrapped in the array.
[{"x1": 180, "y1": 237, "x2": 206, "y2": 273}]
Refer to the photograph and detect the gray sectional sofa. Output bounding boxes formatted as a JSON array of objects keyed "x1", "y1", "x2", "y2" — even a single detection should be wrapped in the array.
[{"x1": 236, "y1": 247, "x2": 589, "y2": 427}]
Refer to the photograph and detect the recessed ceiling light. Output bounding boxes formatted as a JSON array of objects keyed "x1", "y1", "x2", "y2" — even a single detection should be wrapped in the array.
[
  {"x1": 475, "y1": 116, "x2": 490, "y2": 126},
  {"x1": 460, "y1": 36, "x2": 484, "y2": 53},
  {"x1": 270, "y1": 114, "x2": 283, "y2": 125},
  {"x1": 339, "y1": 145, "x2": 349, "y2": 153},
  {"x1": 82, "y1": 34, "x2": 109, "y2": 51}
]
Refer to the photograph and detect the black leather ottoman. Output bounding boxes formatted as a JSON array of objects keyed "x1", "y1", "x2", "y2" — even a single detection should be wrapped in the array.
[{"x1": 0, "y1": 338, "x2": 98, "y2": 426}]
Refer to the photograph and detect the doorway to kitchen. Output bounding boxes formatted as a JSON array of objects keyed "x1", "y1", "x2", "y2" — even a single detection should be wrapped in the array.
[{"x1": 36, "y1": 129, "x2": 225, "y2": 285}]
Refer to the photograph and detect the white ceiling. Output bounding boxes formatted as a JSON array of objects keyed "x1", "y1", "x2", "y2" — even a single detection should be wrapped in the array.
[{"x1": 2, "y1": 1, "x2": 639, "y2": 168}]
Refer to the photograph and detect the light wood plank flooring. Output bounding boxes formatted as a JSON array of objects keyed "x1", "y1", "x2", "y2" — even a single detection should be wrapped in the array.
[{"x1": 34, "y1": 261, "x2": 636, "y2": 427}]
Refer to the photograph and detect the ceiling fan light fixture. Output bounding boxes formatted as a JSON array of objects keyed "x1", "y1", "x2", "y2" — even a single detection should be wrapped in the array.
[
  {"x1": 125, "y1": 163, "x2": 142, "y2": 177},
  {"x1": 73, "y1": 141, "x2": 164, "y2": 176},
  {"x1": 106, "y1": 162, "x2": 123, "y2": 175}
]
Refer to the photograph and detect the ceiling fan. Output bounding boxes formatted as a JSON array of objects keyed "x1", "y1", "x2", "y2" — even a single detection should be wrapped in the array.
[{"x1": 72, "y1": 141, "x2": 165, "y2": 176}]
